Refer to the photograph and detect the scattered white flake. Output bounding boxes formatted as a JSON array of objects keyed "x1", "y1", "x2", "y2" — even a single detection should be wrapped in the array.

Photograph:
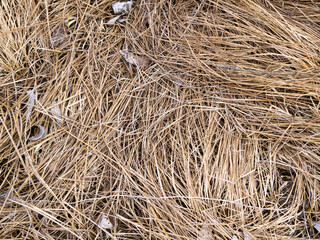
[
  {"x1": 51, "y1": 23, "x2": 68, "y2": 48},
  {"x1": 26, "y1": 90, "x2": 36, "y2": 119},
  {"x1": 312, "y1": 221, "x2": 320, "y2": 232},
  {"x1": 232, "y1": 235, "x2": 239, "y2": 240},
  {"x1": 29, "y1": 125, "x2": 47, "y2": 142},
  {"x1": 106, "y1": 15, "x2": 122, "y2": 25},
  {"x1": 244, "y1": 231, "x2": 254, "y2": 240},
  {"x1": 197, "y1": 226, "x2": 210, "y2": 240},
  {"x1": 112, "y1": 1, "x2": 134, "y2": 14},
  {"x1": 171, "y1": 78, "x2": 186, "y2": 86},
  {"x1": 50, "y1": 101, "x2": 62, "y2": 125},
  {"x1": 120, "y1": 49, "x2": 149, "y2": 68},
  {"x1": 99, "y1": 214, "x2": 113, "y2": 229},
  {"x1": 65, "y1": 17, "x2": 76, "y2": 27},
  {"x1": 117, "y1": 17, "x2": 127, "y2": 23}
]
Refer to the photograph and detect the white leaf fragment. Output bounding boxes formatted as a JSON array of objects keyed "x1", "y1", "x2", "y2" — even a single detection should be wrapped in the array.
[
  {"x1": 232, "y1": 235, "x2": 239, "y2": 240},
  {"x1": 106, "y1": 15, "x2": 122, "y2": 25},
  {"x1": 51, "y1": 23, "x2": 68, "y2": 48},
  {"x1": 197, "y1": 226, "x2": 210, "y2": 240},
  {"x1": 29, "y1": 125, "x2": 47, "y2": 142},
  {"x1": 64, "y1": 17, "x2": 76, "y2": 27},
  {"x1": 244, "y1": 231, "x2": 254, "y2": 240},
  {"x1": 99, "y1": 214, "x2": 113, "y2": 229},
  {"x1": 26, "y1": 90, "x2": 36, "y2": 119},
  {"x1": 50, "y1": 101, "x2": 62, "y2": 125},
  {"x1": 120, "y1": 49, "x2": 149, "y2": 68},
  {"x1": 312, "y1": 221, "x2": 320, "y2": 232},
  {"x1": 117, "y1": 17, "x2": 127, "y2": 23},
  {"x1": 112, "y1": 1, "x2": 134, "y2": 14}
]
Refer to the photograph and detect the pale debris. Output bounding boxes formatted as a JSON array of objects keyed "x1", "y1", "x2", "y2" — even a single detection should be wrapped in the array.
[
  {"x1": 112, "y1": 1, "x2": 134, "y2": 14},
  {"x1": 117, "y1": 17, "x2": 127, "y2": 23},
  {"x1": 50, "y1": 101, "x2": 62, "y2": 125},
  {"x1": 26, "y1": 90, "x2": 36, "y2": 119},
  {"x1": 244, "y1": 231, "x2": 254, "y2": 240},
  {"x1": 64, "y1": 17, "x2": 76, "y2": 27},
  {"x1": 120, "y1": 49, "x2": 149, "y2": 68},
  {"x1": 29, "y1": 125, "x2": 47, "y2": 142},
  {"x1": 312, "y1": 221, "x2": 320, "y2": 232},
  {"x1": 51, "y1": 23, "x2": 68, "y2": 48},
  {"x1": 197, "y1": 226, "x2": 211, "y2": 240},
  {"x1": 232, "y1": 235, "x2": 239, "y2": 240},
  {"x1": 99, "y1": 213, "x2": 113, "y2": 229},
  {"x1": 106, "y1": 15, "x2": 126, "y2": 25}
]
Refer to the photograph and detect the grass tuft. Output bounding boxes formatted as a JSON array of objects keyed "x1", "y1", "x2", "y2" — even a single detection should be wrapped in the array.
[{"x1": 1, "y1": 0, "x2": 320, "y2": 239}]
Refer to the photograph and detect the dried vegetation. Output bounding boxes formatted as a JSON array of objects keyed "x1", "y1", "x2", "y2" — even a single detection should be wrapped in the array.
[{"x1": 1, "y1": 0, "x2": 320, "y2": 239}]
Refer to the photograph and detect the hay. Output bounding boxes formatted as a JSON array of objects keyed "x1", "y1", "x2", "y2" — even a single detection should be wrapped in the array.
[{"x1": 1, "y1": 0, "x2": 320, "y2": 239}]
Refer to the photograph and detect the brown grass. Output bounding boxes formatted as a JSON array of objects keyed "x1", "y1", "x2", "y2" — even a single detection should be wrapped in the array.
[{"x1": 1, "y1": 0, "x2": 320, "y2": 239}]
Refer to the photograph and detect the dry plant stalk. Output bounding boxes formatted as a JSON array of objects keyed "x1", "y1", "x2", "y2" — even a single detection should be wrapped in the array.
[{"x1": 1, "y1": 0, "x2": 320, "y2": 239}]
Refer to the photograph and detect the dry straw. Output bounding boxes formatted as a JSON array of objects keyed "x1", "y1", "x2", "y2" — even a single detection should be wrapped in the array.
[{"x1": 1, "y1": 0, "x2": 320, "y2": 239}]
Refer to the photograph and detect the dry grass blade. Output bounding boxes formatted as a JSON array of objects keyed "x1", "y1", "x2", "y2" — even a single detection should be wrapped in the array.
[{"x1": 1, "y1": 0, "x2": 320, "y2": 239}]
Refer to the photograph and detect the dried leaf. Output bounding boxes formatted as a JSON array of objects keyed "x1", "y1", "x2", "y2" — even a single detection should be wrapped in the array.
[
  {"x1": 171, "y1": 77, "x2": 187, "y2": 86},
  {"x1": 26, "y1": 90, "x2": 36, "y2": 119},
  {"x1": 312, "y1": 221, "x2": 320, "y2": 232},
  {"x1": 106, "y1": 15, "x2": 122, "y2": 25},
  {"x1": 51, "y1": 23, "x2": 68, "y2": 48},
  {"x1": 112, "y1": 1, "x2": 134, "y2": 14},
  {"x1": 117, "y1": 17, "x2": 127, "y2": 23},
  {"x1": 50, "y1": 101, "x2": 62, "y2": 125},
  {"x1": 244, "y1": 231, "x2": 254, "y2": 240},
  {"x1": 29, "y1": 125, "x2": 47, "y2": 142},
  {"x1": 120, "y1": 49, "x2": 149, "y2": 68},
  {"x1": 99, "y1": 214, "x2": 113, "y2": 229}
]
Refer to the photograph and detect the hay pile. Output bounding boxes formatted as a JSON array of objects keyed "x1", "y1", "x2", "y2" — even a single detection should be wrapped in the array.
[{"x1": 1, "y1": 0, "x2": 320, "y2": 239}]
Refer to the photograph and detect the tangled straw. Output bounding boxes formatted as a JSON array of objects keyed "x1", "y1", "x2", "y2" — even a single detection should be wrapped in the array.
[{"x1": 1, "y1": 0, "x2": 320, "y2": 239}]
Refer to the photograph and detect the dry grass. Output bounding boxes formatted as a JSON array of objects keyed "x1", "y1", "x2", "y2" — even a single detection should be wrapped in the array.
[{"x1": 1, "y1": 0, "x2": 320, "y2": 239}]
